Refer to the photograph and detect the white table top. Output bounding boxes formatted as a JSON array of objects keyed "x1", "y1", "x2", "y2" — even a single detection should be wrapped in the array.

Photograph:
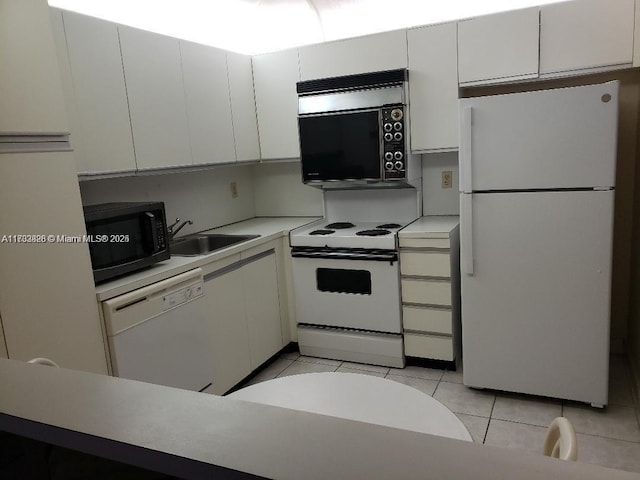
[{"x1": 228, "y1": 372, "x2": 472, "y2": 442}]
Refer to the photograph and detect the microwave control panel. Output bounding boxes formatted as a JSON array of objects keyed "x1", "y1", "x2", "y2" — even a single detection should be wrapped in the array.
[{"x1": 381, "y1": 106, "x2": 406, "y2": 180}]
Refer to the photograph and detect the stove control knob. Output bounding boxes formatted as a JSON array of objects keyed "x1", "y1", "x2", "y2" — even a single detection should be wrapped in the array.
[
  {"x1": 384, "y1": 132, "x2": 393, "y2": 142},
  {"x1": 383, "y1": 123, "x2": 393, "y2": 132},
  {"x1": 391, "y1": 109, "x2": 403, "y2": 121},
  {"x1": 385, "y1": 161, "x2": 394, "y2": 170},
  {"x1": 394, "y1": 160, "x2": 404, "y2": 170},
  {"x1": 394, "y1": 151, "x2": 403, "y2": 161},
  {"x1": 393, "y1": 122, "x2": 403, "y2": 131},
  {"x1": 384, "y1": 152, "x2": 394, "y2": 161},
  {"x1": 394, "y1": 132, "x2": 403, "y2": 142}
]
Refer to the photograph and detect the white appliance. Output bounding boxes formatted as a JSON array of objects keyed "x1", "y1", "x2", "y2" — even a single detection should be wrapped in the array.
[
  {"x1": 291, "y1": 188, "x2": 420, "y2": 368},
  {"x1": 459, "y1": 82, "x2": 618, "y2": 407},
  {"x1": 102, "y1": 268, "x2": 214, "y2": 391}
]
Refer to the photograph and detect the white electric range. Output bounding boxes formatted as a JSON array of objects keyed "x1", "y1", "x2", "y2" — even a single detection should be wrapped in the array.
[{"x1": 289, "y1": 189, "x2": 421, "y2": 368}]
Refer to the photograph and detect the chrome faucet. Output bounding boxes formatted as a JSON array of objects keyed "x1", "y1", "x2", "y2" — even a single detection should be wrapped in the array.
[{"x1": 168, "y1": 218, "x2": 193, "y2": 239}]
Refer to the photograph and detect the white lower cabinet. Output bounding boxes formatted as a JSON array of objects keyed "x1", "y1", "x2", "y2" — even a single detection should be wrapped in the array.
[
  {"x1": 399, "y1": 217, "x2": 461, "y2": 363},
  {"x1": 204, "y1": 244, "x2": 283, "y2": 394}
]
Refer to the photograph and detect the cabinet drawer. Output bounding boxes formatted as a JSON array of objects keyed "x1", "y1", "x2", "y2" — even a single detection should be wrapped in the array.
[
  {"x1": 400, "y1": 251, "x2": 450, "y2": 277},
  {"x1": 399, "y1": 238, "x2": 450, "y2": 249},
  {"x1": 403, "y1": 306, "x2": 452, "y2": 335},
  {"x1": 401, "y1": 278, "x2": 451, "y2": 306},
  {"x1": 404, "y1": 333, "x2": 454, "y2": 361}
]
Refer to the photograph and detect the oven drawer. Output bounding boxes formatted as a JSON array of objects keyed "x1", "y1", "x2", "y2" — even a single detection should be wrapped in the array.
[
  {"x1": 400, "y1": 251, "x2": 450, "y2": 277},
  {"x1": 401, "y1": 278, "x2": 451, "y2": 306},
  {"x1": 404, "y1": 333, "x2": 454, "y2": 361},
  {"x1": 399, "y1": 238, "x2": 450, "y2": 249},
  {"x1": 402, "y1": 306, "x2": 452, "y2": 335}
]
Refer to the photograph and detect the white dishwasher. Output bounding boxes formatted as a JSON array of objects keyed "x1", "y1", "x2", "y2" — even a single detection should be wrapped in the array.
[{"x1": 102, "y1": 268, "x2": 214, "y2": 392}]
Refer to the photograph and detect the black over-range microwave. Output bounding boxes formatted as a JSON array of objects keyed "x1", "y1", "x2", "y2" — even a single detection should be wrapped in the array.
[
  {"x1": 83, "y1": 202, "x2": 170, "y2": 283},
  {"x1": 297, "y1": 69, "x2": 414, "y2": 186}
]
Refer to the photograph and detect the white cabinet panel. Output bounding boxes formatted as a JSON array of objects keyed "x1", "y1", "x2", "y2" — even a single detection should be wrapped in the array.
[
  {"x1": 407, "y1": 23, "x2": 459, "y2": 152},
  {"x1": 205, "y1": 265, "x2": 251, "y2": 395},
  {"x1": 119, "y1": 26, "x2": 191, "y2": 169},
  {"x1": 58, "y1": 11, "x2": 136, "y2": 174},
  {"x1": 0, "y1": 0, "x2": 68, "y2": 133},
  {"x1": 298, "y1": 30, "x2": 407, "y2": 81},
  {"x1": 402, "y1": 278, "x2": 452, "y2": 306},
  {"x1": 244, "y1": 252, "x2": 283, "y2": 370},
  {"x1": 541, "y1": 0, "x2": 634, "y2": 74},
  {"x1": 252, "y1": 49, "x2": 301, "y2": 160},
  {"x1": 405, "y1": 333, "x2": 454, "y2": 361},
  {"x1": 180, "y1": 40, "x2": 235, "y2": 165},
  {"x1": 403, "y1": 306, "x2": 453, "y2": 335},
  {"x1": 458, "y1": 7, "x2": 539, "y2": 85},
  {"x1": 400, "y1": 251, "x2": 451, "y2": 277},
  {"x1": 227, "y1": 52, "x2": 261, "y2": 162}
]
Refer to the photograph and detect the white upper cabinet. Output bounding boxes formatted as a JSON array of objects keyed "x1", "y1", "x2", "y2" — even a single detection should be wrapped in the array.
[
  {"x1": 458, "y1": 7, "x2": 540, "y2": 85},
  {"x1": 252, "y1": 49, "x2": 301, "y2": 160},
  {"x1": 407, "y1": 23, "x2": 459, "y2": 152},
  {"x1": 180, "y1": 40, "x2": 236, "y2": 166},
  {"x1": 540, "y1": 0, "x2": 634, "y2": 75},
  {"x1": 227, "y1": 52, "x2": 261, "y2": 162},
  {"x1": 0, "y1": 0, "x2": 68, "y2": 133},
  {"x1": 298, "y1": 30, "x2": 408, "y2": 81},
  {"x1": 119, "y1": 26, "x2": 192, "y2": 169},
  {"x1": 55, "y1": 11, "x2": 136, "y2": 174}
]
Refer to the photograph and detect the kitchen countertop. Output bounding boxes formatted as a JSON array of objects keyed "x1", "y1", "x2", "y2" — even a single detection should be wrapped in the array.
[
  {"x1": 400, "y1": 215, "x2": 460, "y2": 238},
  {"x1": 95, "y1": 216, "x2": 319, "y2": 302},
  {"x1": 1, "y1": 358, "x2": 637, "y2": 480}
]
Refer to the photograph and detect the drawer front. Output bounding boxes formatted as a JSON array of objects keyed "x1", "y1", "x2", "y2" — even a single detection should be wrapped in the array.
[
  {"x1": 399, "y1": 237, "x2": 450, "y2": 249},
  {"x1": 400, "y1": 251, "x2": 451, "y2": 277},
  {"x1": 403, "y1": 306, "x2": 452, "y2": 334},
  {"x1": 401, "y1": 278, "x2": 452, "y2": 306},
  {"x1": 404, "y1": 333, "x2": 454, "y2": 361}
]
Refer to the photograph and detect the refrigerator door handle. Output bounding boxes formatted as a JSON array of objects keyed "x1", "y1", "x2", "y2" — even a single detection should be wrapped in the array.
[
  {"x1": 461, "y1": 194, "x2": 474, "y2": 275},
  {"x1": 460, "y1": 106, "x2": 473, "y2": 193}
]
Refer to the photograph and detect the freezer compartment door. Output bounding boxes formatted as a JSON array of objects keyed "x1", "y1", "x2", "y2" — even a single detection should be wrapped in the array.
[
  {"x1": 461, "y1": 190, "x2": 613, "y2": 405},
  {"x1": 459, "y1": 82, "x2": 618, "y2": 192}
]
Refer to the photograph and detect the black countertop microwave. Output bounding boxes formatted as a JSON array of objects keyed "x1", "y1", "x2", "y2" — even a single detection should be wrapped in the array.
[{"x1": 83, "y1": 202, "x2": 170, "y2": 284}]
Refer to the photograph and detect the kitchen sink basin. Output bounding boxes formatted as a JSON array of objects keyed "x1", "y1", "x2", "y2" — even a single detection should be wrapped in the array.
[{"x1": 170, "y1": 233, "x2": 259, "y2": 256}]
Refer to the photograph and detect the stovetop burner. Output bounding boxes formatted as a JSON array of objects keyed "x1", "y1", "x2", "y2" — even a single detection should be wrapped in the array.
[
  {"x1": 325, "y1": 222, "x2": 355, "y2": 229},
  {"x1": 310, "y1": 229, "x2": 335, "y2": 235},
  {"x1": 356, "y1": 229, "x2": 391, "y2": 237},
  {"x1": 376, "y1": 223, "x2": 402, "y2": 229}
]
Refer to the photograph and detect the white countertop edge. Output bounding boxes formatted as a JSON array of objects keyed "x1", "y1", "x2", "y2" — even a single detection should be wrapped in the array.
[
  {"x1": 95, "y1": 216, "x2": 320, "y2": 302},
  {"x1": 1, "y1": 359, "x2": 636, "y2": 480},
  {"x1": 399, "y1": 215, "x2": 460, "y2": 238}
]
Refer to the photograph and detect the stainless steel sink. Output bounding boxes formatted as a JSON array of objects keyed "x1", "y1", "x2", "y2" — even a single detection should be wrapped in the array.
[{"x1": 170, "y1": 233, "x2": 259, "y2": 256}]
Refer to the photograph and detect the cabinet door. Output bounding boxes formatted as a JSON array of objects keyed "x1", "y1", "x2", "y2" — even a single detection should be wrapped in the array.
[
  {"x1": 243, "y1": 252, "x2": 283, "y2": 370},
  {"x1": 59, "y1": 12, "x2": 136, "y2": 174},
  {"x1": 407, "y1": 23, "x2": 458, "y2": 152},
  {"x1": 252, "y1": 49, "x2": 300, "y2": 160},
  {"x1": 540, "y1": 0, "x2": 634, "y2": 74},
  {"x1": 204, "y1": 265, "x2": 251, "y2": 395},
  {"x1": 227, "y1": 52, "x2": 261, "y2": 162},
  {"x1": 458, "y1": 7, "x2": 539, "y2": 85},
  {"x1": 180, "y1": 40, "x2": 236, "y2": 166},
  {"x1": 0, "y1": 0, "x2": 68, "y2": 133},
  {"x1": 298, "y1": 30, "x2": 407, "y2": 81},
  {"x1": 119, "y1": 26, "x2": 192, "y2": 169}
]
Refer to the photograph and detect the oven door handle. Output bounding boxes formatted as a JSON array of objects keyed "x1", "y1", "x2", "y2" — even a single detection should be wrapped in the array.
[{"x1": 291, "y1": 250, "x2": 398, "y2": 262}]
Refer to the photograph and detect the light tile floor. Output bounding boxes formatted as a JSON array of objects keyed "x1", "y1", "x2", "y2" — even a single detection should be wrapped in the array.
[{"x1": 236, "y1": 352, "x2": 640, "y2": 474}]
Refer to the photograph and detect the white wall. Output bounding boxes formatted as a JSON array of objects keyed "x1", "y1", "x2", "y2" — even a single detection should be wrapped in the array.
[
  {"x1": 79, "y1": 165, "x2": 256, "y2": 235},
  {"x1": 422, "y1": 152, "x2": 459, "y2": 215},
  {"x1": 251, "y1": 162, "x2": 323, "y2": 217}
]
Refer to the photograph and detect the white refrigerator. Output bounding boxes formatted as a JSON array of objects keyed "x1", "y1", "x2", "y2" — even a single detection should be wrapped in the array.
[{"x1": 459, "y1": 82, "x2": 618, "y2": 407}]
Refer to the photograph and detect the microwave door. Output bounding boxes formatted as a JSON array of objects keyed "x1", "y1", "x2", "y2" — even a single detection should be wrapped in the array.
[{"x1": 299, "y1": 109, "x2": 382, "y2": 182}]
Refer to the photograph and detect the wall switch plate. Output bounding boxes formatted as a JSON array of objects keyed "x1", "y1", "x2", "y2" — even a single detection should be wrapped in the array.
[
  {"x1": 230, "y1": 182, "x2": 238, "y2": 198},
  {"x1": 442, "y1": 171, "x2": 453, "y2": 189}
]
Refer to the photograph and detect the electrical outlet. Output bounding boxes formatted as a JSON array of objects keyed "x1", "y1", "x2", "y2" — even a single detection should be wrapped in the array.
[
  {"x1": 442, "y1": 171, "x2": 453, "y2": 189},
  {"x1": 230, "y1": 181, "x2": 238, "y2": 198}
]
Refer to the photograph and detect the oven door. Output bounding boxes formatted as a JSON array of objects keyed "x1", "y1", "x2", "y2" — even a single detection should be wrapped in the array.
[
  {"x1": 292, "y1": 249, "x2": 401, "y2": 333},
  {"x1": 298, "y1": 109, "x2": 382, "y2": 183}
]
